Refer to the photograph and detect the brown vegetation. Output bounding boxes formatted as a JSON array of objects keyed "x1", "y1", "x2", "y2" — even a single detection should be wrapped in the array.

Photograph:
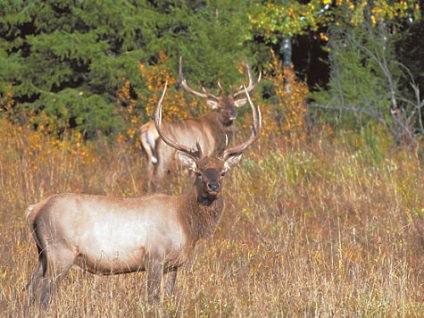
[
  {"x1": 1, "y1": 113, "x2": 423, "y2": 316},
  {"x1": 1, "y1": 61, "x2": 423, "y2": 316}
]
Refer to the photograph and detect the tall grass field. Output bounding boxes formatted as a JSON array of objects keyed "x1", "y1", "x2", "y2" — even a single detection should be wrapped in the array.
[{"x1": 0, "y1": 118, "x2": 423, "y2": 317}]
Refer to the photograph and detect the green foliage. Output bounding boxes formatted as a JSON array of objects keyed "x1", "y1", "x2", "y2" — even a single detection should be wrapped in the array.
[
  {"x1": 311, "y1": 29, "x2": 391, "y2": 127},
  {"x1": 0, "y1": 0, "x2": 257, "y2": 137},
  {"x1": 0, "y1": 0, "x2": 151, "y2": 136},
  {"x1": 0, "y1": 0, "x2": 422, "y2": 145},
  {"x1": 250, "y1": 0, "x2": 331, "y2": 40},
  {"x1": 159, "y1": 0, "x2": 258, "y2": 90},
  {"x1": 309, "y1": 5, "x2": 410, "y2": 132},
  {"x1": 251, "y1": 0, "x2": 421, "y2": 43}
]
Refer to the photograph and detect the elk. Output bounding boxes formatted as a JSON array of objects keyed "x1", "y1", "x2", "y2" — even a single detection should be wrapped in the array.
[
  {"x1": 140, "y1": 56, "x2": 261, "y2": 191},
  {"x1": 25, "y1": 82, "x2": 261, "y2": 310}
]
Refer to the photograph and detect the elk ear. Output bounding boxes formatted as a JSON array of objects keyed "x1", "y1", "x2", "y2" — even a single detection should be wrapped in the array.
[
  {"x1": 224, "y1": 153, "x2": 242, "y2": 172},
  {"x1": 206, "y1": 100, "x2": 219, "y2": 109},
  {"x1": 178, "y1": 151, "x2": 197, "y2": 171},
  {"x1": 234, "y1": 98, "x2": 247, "y2": 107}
]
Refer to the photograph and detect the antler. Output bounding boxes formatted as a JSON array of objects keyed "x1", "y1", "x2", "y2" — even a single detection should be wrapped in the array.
[
  {"x1": 233, "y1": 64, "x2": 262, "y2": 98},
  {"x1": 176, "y1": 56, "x2": 219, "y2": 100},
  {"x1": 155, "y1": 82, "x2": 202, "y2": 159},
  {"x1": 176, "y1": 56, "x2": 260, "y2": 100},
  {"x1": 222, "y1": 86, "x2": 262, "y2": 160}
]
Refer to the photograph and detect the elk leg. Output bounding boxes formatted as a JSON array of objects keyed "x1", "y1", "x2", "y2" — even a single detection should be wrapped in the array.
[
  {"x1": 147, "y1": 162, "x2": 157, "y2": 192},
  {"x1": 39, "y1": 274, "x2": 51, "y2": 309},
  {"x1": 27, "y1": 248, "x2": 52, "y2": 309},
  {"x1": 146, "y1": 260, "x2": 164, "y2": 304},
  {"x1": 164, "y1": 267, "x2": 177, "y2": 297},
  {"x1": 27, "y1": 248, "x2": 46, "y2": 304},
  {"x1": 29, "y1": 250, "x2": 52, "y2": 309},
  {"x1": 40, "y1": 246, "x2": 75, "y2": 309}
]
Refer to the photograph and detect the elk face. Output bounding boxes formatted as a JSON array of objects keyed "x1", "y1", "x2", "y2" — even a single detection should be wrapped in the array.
[
  {"x1": 178, "y1": 152, "x2": 242, "y2": 201},
  {"x1": 207, "y1": 96, "x2": 247, "y2": 126},
  {"x1": 177, "y1": 56, "x2": 259, "y2": 127}
]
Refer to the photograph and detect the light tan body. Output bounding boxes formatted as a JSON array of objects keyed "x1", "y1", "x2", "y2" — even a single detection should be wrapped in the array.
[{"x1": 27, "y1": 193, "x2": 197, "y2": 275}]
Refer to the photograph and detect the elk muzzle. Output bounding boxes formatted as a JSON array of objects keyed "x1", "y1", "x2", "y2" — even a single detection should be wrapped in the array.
[{"x1": 207, "y1": 181, "x2": 220, "y2": 192}]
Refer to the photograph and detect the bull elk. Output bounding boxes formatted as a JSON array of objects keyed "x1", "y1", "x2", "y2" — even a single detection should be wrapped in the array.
[
  {"x1": 140, "y1": 56, "x2": 261, "y2": 191},
  {"x1": 25, "y1": 82, "x2": 261, "y2": 309}
]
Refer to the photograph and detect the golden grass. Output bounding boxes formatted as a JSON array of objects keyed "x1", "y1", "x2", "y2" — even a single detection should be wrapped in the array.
[{"x1": 0, "y1": 119, "x2": 423, "y2": 317}]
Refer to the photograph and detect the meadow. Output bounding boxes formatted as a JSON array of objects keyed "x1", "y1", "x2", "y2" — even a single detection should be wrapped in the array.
[{"x1": 0, "y1": 116, "x2": 423, "y2": 317}]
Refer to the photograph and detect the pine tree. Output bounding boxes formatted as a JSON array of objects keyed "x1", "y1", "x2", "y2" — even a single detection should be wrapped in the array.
[{"x1": 0, "y1": 0, "x2": 257, "y2": 137}]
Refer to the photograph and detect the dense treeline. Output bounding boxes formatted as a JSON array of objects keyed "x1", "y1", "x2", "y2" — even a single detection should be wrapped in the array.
[{"x1": 0, "y1": 0, "x2": 422, "y2": 148}]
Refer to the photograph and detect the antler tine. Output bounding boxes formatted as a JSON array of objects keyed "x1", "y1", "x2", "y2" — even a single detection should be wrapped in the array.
[
  {"x1": 233, "y1": 63, "x2": 262, "y2": 97},
  {"x1": 155, "y1": 82, "x2": 202, "y2": 158},
  {"x1": 223, "y1": 86, "x2": 261, "y2": 159},
  {"x1": 175, "y1": 56, "x2": 215, "y2": 100},
  {"x1": 217, "y1": 81, "x2": 224, "y2": 95}
]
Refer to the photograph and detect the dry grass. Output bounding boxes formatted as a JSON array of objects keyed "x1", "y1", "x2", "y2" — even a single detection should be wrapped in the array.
[{"x1": 0, "y1": 119, "x2": 423, "y2": 317}]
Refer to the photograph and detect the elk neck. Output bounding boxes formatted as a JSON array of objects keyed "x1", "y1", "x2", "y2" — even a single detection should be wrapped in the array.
[
  {"x1": 202, "y1": 112, "x2": 235, "y2": 155},
  {"x1": 202, "y1": 111, "x2": 234, "y2": 130},
  {"x1": 182, "y1": 184, "x2": 225, "y2": 241}
]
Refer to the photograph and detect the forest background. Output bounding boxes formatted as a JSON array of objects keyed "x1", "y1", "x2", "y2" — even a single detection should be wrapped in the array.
[{"x1": 1, "y1": 0, "x2": 424, "y2": 316}]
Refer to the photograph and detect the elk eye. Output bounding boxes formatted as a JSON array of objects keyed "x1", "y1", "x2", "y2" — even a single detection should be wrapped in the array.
[
  {"x1": 221, "y1": 171, "x2": 226, "y2": 177},
  {"x1": 195, "y1": 172, "x2": 202, "y2": 178}
]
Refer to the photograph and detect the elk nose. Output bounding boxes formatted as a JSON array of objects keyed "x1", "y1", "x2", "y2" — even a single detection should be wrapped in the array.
[{"x1": 207, "y1": 182, "x2": 220, "y2": 192}]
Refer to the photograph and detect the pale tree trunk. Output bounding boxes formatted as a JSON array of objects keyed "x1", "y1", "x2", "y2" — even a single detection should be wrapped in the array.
[{"x1": 281, "y1": 36, "x2": 292, "y2": 93}]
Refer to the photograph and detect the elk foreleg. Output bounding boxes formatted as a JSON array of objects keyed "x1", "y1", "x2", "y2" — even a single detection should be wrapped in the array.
[
  {"x1": 164, "y1": 267, "x2": 178, "y2": 297},
  {"x1": 146, "y1": 260, "x2": 164, "y2": 304}
]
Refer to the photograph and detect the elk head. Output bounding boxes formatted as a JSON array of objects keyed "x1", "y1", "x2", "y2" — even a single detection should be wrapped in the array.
[{"x1": 175, "y1": 56, "x2": 261, "y2": 127}]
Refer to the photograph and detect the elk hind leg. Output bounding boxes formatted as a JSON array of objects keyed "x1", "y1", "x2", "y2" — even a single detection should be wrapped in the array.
[
  {"x1": 34, "y1": 247, "x2": 75, "y2": 309},
  {"x1": 27, "y1": 249, "x2": 53, "y2": 309},
  {"x1": 27, "y1": 248, "x2": 46, "y2": 304}
]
